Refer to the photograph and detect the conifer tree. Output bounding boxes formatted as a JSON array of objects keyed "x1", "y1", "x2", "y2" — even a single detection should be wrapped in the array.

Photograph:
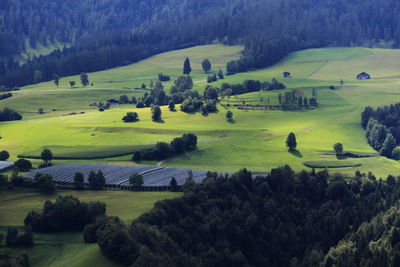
[{"x1": 183, "y1": 57, "x2": 192, "y2": 75}]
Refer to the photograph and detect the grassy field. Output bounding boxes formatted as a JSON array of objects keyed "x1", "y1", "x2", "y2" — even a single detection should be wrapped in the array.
[
  {"x1": 1, "y1": 45, "x2": 400, "y2": 177},
  {"x1": 2, "y1": 44, "x2": 400, "y2": 266},
  {"x1": 0, "y1": 189, "x2": 180, "y2": 266},
  {"x1": 1, "y1": 45, "x2": 242, "y2": 117}
]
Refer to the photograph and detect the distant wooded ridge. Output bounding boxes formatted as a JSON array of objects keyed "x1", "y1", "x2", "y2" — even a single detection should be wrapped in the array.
[{"x1": 1, "y1": 0, "x2": 400, "y2": 87}]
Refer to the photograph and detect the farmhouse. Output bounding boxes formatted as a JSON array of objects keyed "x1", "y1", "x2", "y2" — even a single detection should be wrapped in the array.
[
  {"x1": 107, "y1": 99, "x2": 120, "y2": 106},
  {"x1": 283, "y1": 71, "x2": 292, "y2": 78},
  {"x1": 357, "y1": 72, "x2": 371, "y2": 80}
]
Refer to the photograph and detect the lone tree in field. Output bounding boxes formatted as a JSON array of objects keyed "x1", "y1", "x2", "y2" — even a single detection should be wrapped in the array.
[
  {"x1": 168, "y1": 100, "x2": 176, "y2": 111},
  {"x1": 151, "y1": 105, "x2": 162, "y2": 121},
  {"x1": 69, "y1": 81, "x2": 76, "y2": 88},
  {"x1": 286, "y1": 132, "x2": 297, "y2": 151},
  {"x1": 80, "y1": 73, "x2": 89, "y2": 87},
  {"x1": 73, "y1": 172, "x2": 85, "y2": 190},
  {"x1": 183, "y1": 57, "x2": 192, "y2": 75},
  {"x1": 0, "y1": 150, "x2": 10, "y2": 161},
  {"x1": 122, "y1": 112, "x2": 139, "y2": 123},
  {"x1": 129, "y1": 173, "x2": 144, "y2": 187},
  {"x1": 201, "y1": 59, "x2": 212, "y2": 73},
  {"x1": 334, "y1": 143, "x2": 344, "y2": 155},
  {"x1": 41, "y1": 148, "x2": 53, "y2": 164},
  {"x1": 53, "y1": 74, "x2": 60, "y2": 87},
  {"x1": 226, "y1": 110, "x2": 233, "y2": 121}
]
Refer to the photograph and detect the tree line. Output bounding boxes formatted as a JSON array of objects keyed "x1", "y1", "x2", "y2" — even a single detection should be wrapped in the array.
[
  {"x1": 84, "y1": 166, "x2": 400, "y2": 266},
  {"x1": 2, "y1": 0, "x2": 400, "y2": 87},
  {"x1": 132, "y1": 133, "x2": 198, "y2": 162},
  {"x1": 361, "y1": 104, "x2": 400, "y2": 159}
]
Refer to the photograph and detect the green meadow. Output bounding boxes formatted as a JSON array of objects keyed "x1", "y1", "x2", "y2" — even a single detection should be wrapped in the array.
[
  {"x1": 0, "y1": 189, "x2": 180, "y2": 267},
  {"x1": 2, "y1": 45, "x2": 400, "y2": 177}
]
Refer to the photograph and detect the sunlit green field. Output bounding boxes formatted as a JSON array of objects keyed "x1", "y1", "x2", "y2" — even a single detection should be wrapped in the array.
[
  {"x1": 0, "y1": 45, "x2": 242, "y2": 117},
  {"x1": 1, "y1": 45, "x2": 400, "y2": 177},
  {"x1": 0, "y1": 189, "x2": 180, "y2": 267}
]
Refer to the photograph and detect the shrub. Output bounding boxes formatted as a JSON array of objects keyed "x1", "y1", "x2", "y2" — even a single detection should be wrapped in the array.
[{"x1": 14, "y1": 159, "x2": 32, "y2": 172}]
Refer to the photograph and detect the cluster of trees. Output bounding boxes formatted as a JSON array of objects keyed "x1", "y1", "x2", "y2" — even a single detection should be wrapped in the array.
[
  {"x1": 4, "y1": 227, "x2": 33, "y2": 247},
  {"x1": 279, "y1": 89, "x2": 318, "y2": 110},
  {"x1": 0, "y1": 92, "x2": 12, "y2": 100},
  {"x1": 0, "y1": 107, "x2": 22, "y2": 121},
  {"x1": 0, "y1": 252, "x2": 29, "y2": 267},
  {"x1": 24, "y1": 195, "x2": 106, "y2": 232},
  {"x1": 158, "y1": 73, "x2": 170, "y2": 82},
  {"x1": 122, "y1": 112, "x2": 139, "y2": 123},
  {"x1": 207, "y1": 69, "x2": 224, "y2": 83},
  {"x1": 361, "y1": 104, "x2": 400, "y2": 159},
  {"x1": 181, "y1": 98, "x2": 217, "y2": 114},
  {"x1": 132, "y1": 133, "x2": 197, "y2": 162},
  {"x1": 220, "y1": 78, "x2": 286, "y2": 97},
  {"x1": 92, "y1": 166, "x2": 400, "y2": 266},
  {"x1": 136, "y1": 79, "x2": 177, "y2": 108},
  {"x1": 324, "y1": 205, "x2": 400, "y2": 266}
]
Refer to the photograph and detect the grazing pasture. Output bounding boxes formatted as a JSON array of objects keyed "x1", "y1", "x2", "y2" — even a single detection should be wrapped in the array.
[{"x1": 2, "y1": 46, "x2": 400, "y2": 177}]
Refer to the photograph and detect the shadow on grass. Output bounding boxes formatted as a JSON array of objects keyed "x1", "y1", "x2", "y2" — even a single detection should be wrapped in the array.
[
  {"x1": 227, "y1": 119, "x2": 236, "y2": 124},
  {"x1": 336, "y1": 154, "x2": 346, "y2": 160},
  {"x1": 289, "y1": 149, "x2": 303, "y2": 158},
  {"x1": 153, "y1": 119, "x2": 165, "y2": 123}
]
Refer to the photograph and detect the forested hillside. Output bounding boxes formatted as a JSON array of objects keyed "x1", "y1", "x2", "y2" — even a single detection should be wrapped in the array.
[
  {"x1": 1, "y1": 0, "x2": 400, "y2": 87},
  {"x1": 90, "y1": 167, "x2": 400, "y2": 266}
]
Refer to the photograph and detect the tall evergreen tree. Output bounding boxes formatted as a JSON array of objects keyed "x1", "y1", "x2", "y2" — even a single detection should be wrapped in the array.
[
  {"x1": 286, "y1": 132, "x2": 297, "y2": 151},
  {"x1": 183, "y1": 57, "x2": 192, "y2": 75}
]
